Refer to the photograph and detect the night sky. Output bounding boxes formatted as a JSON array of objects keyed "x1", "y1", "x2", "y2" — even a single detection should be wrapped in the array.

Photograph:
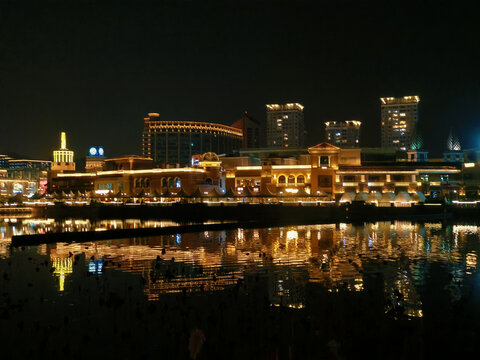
[{"x1": 1, "y1": 0, "x2": 478, "y2": 161}]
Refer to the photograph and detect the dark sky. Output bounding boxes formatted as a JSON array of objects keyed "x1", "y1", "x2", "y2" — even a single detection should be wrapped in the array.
[{"x1": 0, "y1": 0, "x2": 478, "y2": 160}]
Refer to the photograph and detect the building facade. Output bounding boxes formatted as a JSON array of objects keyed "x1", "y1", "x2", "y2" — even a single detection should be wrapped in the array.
[
  {"x1": 51, "y1": 153, "x2": 225, "y2": 197},
  {"x1": 380, "y1": 96, "x2": 420, "y2": 150},
  {"x1": 266, "y1": 103, "x2": 305, "y2": 148},
  {"x1": 224, "y1": 143, "x2": 461, "y2": 203},
  {"x1": 142, "y1": 113, "x2": 243, "y2": 166},
  {"x1": 52, "y1": 144, "x2": 466, "y2": 206},
  {"x1": 325, "y1": 121, "x2": 361, "y2": 148},
  {"x1": 231, "y1": 112, "x2": 262, "y2": 149},
  {"x1": 0, "y1": 156, "x2": 50, "y2": 196}
]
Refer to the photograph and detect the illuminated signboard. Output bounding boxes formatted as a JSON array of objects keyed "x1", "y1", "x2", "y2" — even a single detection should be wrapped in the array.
[{"x1": 88, "y1": 146, "x2": 105, "y2": 157}]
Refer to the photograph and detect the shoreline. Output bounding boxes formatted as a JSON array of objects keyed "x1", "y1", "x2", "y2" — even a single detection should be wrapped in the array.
[{"x1": 10, "y1": 202, "x2": 462, "y2": 246}]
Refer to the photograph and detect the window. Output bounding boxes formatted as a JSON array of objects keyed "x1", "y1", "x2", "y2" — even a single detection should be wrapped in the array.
[
  {"x1": 168, "y1": 178, "x2": 174, "y2": 187},
  {"x1": 145, "y1": 178, "x2": 150, "y2": 188},
  {"x1": 297, "y1": 175, "x2": 305, "y2": 184},
  {"x1": 175, "y1": 177, "x2": 181, "y2": 188},
  {"x1": 161, "y1": 178, "x2": 167, "y2": 188},
  {"x1": 278, "y1": 175, "x2": 286, "y2": 184},
  {"x1": 319, "y1": 156, "x2": 329, "y2": 166},
  {"x1": 288, "y1": 175, "x2": 295, "y2": 184},
  {"x1": 317, "y1": 175, "x2": 332, "y2": 187}
]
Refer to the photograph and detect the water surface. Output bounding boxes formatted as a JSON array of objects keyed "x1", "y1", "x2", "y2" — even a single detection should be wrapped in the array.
[{"x1": 1, "y1": 219, "x2": 480, "y2": 358}]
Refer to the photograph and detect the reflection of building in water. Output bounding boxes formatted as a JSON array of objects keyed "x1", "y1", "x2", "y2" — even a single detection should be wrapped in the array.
[
  {"x1": 89, "y1": 259, "x2": 103, "y2": 275},
  {"x1": 27, "y1": 220, "x2": 480, "y2": 309},
  {"x1": 384, "y1": 270, "x2": 423, "y2": 319},
  {"x1": 269, "y1": 267, "x2": 307, "y2": 309},
  {"x1": 52, "y1": 257, "x2": 73, "y2": 292}
]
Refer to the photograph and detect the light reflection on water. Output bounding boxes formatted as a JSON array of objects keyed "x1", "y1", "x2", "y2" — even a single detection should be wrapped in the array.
[{"x1": 2, "y1": 219, "x2": 480, "y2": 319}]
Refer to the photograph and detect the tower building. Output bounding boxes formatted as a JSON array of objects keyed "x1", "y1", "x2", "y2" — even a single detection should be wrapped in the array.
[
  {"x1": 266, "y1": 103, "x2": 305, "y2": 148},
  {"x1": 380, "y1": 96, "x2": 420, "y2": 150},
  {"x1": 325, "y1": 121, "x2": 361, "y2": 148},
  {"x1": 52, "y1": 132, "x2": 75, "y2": 171}
]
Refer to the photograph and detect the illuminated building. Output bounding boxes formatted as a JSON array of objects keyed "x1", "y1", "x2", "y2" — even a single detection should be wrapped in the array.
[
  {"x1": 223, "y1": 142, "x2": 462, "y2": 202},
  {"x1": 7, "y1": 159, "x2": 50, "y2": 195},
  {"x1": 52, "y1": 132, "x2": 75, "y2": 171},
  {"x1": 231, "y1": 111, "x2": 262, "y2": 149},
  {"x1": 0, "y1": 156, "x2": 50, "y2": 196},
  {"x1": 85, "y1": 146, "x2": 106, "y2": 172},
  {"x1": 266, "y1": 103, "x2": 305, "y2": 148},
  {"x1": 142, "y1": 113, "x2": 243, "y2": 166},
  {"x1": 0, "y1": 155, "x2": 12, "y2": 168},
  {"x1": 325, "y1": 121, "x2": 361, "y2": 148},
  {"x1": 50, "y1": 152, "x2": 225, "y2": 196},
  {"x1": 50, "y1": 144, "x2": 464, "y2": 203},
  {"x1": 380, "y1": 96, "x2": 420, "y2": 150}
]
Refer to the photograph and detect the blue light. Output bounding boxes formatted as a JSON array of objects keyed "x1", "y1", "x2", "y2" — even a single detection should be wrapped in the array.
[{"x1": 88, "y1": 146, "x2": 105, "y2": 157}]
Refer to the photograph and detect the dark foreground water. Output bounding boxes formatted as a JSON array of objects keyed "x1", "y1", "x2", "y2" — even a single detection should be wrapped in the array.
[{"x1": 1, "y1": 219, "x2": 480, "y2": 359}]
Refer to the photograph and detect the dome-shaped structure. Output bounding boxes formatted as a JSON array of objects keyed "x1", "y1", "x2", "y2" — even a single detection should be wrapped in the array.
[
  {"x1": 380, "y1": 192, "x2": 396, "y2": 203},
  {"x1": 339, "y1": 192, "x2": 356, "y2": 203},
  {"x1": 395, "y1": 191, "x2": 411, "y2": 203},
  {"x1": 367, "y1": 192, "x2": 382, "y2": 203},
  {"x1": 411, "y1": 191, "x2": 426, "y2": 203},
  {"x1": 201, "y1": 152, "x2": 220, "y2": 162},
  {"x1": 354, "y1": 192, "x2": 369, "y2": 201}
]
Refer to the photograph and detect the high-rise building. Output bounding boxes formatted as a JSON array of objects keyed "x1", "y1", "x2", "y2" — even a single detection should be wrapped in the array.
[
  {"x1": 142, "y1": 113, "x2": 243, "y2": 166},
  {"x1": 52, "y1": 132, "x2": 75, "y2": 171},
  {"x1": 266, "y1": 103, "x2": 304, "y2": 148},
  {"x1": 325, "y1": 121, "x2": 361, "y2": 148},
  {"x1": 380, "y1": 96, "x2": 420, "y2": 150},
  {"x1": 231, "y1": 112, "x2": 262, "y2": 149}
]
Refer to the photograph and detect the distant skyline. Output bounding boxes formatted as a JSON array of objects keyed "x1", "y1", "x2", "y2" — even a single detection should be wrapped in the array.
[{"x1": 1, "y1": 0, "x2": 478, "y2": 160}]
